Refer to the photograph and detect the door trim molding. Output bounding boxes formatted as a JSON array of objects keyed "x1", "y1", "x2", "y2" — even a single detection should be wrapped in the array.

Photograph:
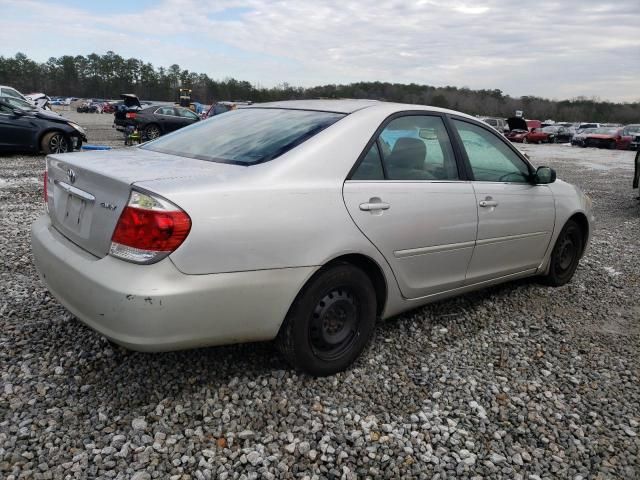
[
  {"x1": 476, "y1": 231, "x2": 549, "y2": 246},
  {"x1": 394, "y1": 240, "x2": 475, "y2": 258}
]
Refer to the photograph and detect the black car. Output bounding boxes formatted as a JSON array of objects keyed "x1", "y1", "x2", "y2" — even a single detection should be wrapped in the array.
[
  {"x1": 0, "y1": 98, "x2": 87, "y2": 154},
  {"x1": 114, "y1": 99, "x2": 200, "y2": 139},
  {"x1": 542, "y1": 125, "x2": 573, "y2": 143}
]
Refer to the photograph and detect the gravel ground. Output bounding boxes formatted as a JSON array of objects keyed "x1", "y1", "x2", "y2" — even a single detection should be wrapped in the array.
[{"x1": 1, "y1": 114, "x2": 639, "y2": 479}]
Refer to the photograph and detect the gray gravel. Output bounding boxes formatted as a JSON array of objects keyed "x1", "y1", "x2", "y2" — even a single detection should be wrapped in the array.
[{"x1": 1, "y1": 115, "x2": 639, "y2": 479}]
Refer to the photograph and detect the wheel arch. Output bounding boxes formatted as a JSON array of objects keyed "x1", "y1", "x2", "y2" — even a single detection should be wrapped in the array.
[
  {"x1": 567, "y1": 212, "x2": 590, "y2": 257},
  {"x1": 282, "y1": 253, "x2": 389, "y2": 326},
  {"x1": 38, "y1": 128, "x2": 73, "y2": 152},
  {"x1": 323, "y1": 253, "x2": 388, "y2": 317}
]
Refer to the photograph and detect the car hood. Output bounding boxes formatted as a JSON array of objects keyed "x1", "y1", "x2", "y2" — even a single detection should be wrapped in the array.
[
  {"x1": 121, "y1": 94, "x2": 142, "y2": 109},
  {"x1": 31, "y1": 109, "x2": 66, "y2": 122},
  {"x1": 507, "y1": 117, "x2": 528, "y2": 131}
]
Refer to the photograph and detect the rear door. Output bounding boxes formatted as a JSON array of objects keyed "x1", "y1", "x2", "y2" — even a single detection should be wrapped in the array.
[
  {"x1": 450, "y1": 118, "x2": 555, "y2": 283},
  {"x1": 343, "y1": 113, "x2": 478, "y2": 299}
]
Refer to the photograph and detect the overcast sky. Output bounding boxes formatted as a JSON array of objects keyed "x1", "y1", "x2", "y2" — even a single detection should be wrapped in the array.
[{"x1": 2, "y1": 0, "x2": 639, "y2": 102}]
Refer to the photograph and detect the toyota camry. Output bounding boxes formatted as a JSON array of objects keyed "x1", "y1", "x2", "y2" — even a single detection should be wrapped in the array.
[{"x1": 31, "y1": 100, "x2": 594, "y2": 376}]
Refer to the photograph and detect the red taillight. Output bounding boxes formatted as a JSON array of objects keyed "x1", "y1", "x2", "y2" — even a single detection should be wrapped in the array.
[
  {"x1": 125, "y1": 112, "x2": 137, "y2": 119},
  {"x1": 112, "y1": 207, "x2": 191, "y2": 251},
  {"x1": 43, "y1": 170, "x2": 48, "y2": 203},
  {"x1": 109, "y1": 191, "x2": 191, "y2": 264}
]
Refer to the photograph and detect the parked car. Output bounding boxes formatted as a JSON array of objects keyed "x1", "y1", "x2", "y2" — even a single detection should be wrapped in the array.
[
  {"x1": 113, "y1": 94, "x2": 154, "y2": 130},
  {"x1": 102, "y1": 102, "x2": 117, "y2": 114},
  {"x1": 480, "y1": 117, "x2": 507, "y2": 132},
  {"x1": 542, "y1": 125, "x2": 573, "y2": 143},
  {"x1": 0, "y1": 98, "x2": 86, "y2": 153},
  {"x1": 583, "y1": 127, "x2": 630, "y2": 150},
  {"x1": 505, "y1": 117, "x2": 553, "y2": 143},
  {"x1": 0, "y1": 85, "x2": 51, "y2": 110},
  {"x1": 621, "y1": 124, "x2": 640, "y2": 150},
  {"x1": 203, "y1": 101, "x2": 252, "y2": 119},
  {"x1": 115, "y1": 104, "x2": 200, "y2": 139},
  {"x1": 571, "y1": 128, "x2": 597, "y2": 147},
  {"x1": 577, "y1": 122, "x2": 600, "y2": 131},
  {"x1": 31, "y1": 100, "x2": 593, "y2": 376}
]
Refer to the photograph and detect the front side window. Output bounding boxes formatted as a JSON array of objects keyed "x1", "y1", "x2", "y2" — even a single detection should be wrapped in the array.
[
  {"x1": 142, "y1": 108, "x2": 344, "y2": 165},
  {"x1": 351, "y1": 115, "x2": 458, "y2": 181},
  {"x1": 177, "y1": 108, "x2": 199, "y2": 119},
  {"x1": 453, "y1": 119, "x2": 531, "y2": 183}
]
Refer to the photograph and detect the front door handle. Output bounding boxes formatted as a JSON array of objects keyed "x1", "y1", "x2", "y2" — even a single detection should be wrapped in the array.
[
  {"x1": 359, "y1": 201, "x2": 390, "y2": 211},
  {"x1": 479, "y1": 200, "x2": 498, "y2": 208}
]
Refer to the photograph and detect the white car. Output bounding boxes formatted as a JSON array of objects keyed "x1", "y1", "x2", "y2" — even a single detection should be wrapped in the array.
[{"x1": 31, "y1": 100, "x2": 594, "y2": 375}]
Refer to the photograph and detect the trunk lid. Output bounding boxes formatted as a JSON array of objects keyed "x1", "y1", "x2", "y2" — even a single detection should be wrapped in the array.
[
  {"x1": 507, "y1": 117, "x2": 528, "y2": 131},
  {"x1": 121, "y1": 93, "x2": 142, "y2": 109},
  {"x1": 46, "y1": 147, "x2": 246, "y2": 258}
]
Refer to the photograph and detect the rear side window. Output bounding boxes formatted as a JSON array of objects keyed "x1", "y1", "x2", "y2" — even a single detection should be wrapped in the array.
[
  {"x1": 143, "y1": 108, "x2": 345, "y2": 165},
  {"x1": 156, "y1": 107, "x2": 175, "y2": 116}
]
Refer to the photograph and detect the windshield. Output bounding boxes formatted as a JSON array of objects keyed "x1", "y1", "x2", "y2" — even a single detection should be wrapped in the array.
[
  {"x1": 142, "y1": 108, "x2": 345, "y2": 165},
  {"x1": 0, "y1": 87, "x2": 26, "y2": 100},
  {"x1": 542, "y1": 126, "x2": 559, "y2": 133},
  {"x1": 0, "y1": 95, "x2": 36, "y2": 110}
]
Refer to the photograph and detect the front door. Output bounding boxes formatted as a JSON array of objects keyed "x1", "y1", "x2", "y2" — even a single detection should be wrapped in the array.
[
  {"x1": 450, "y1": 118, "x2": 556, "y2": 284},
  {"x1": 0, "y1": 105, "x2": 36, "y2": 151},
  {"x1": 343, "y1": 114, "x2": 478, "y2": 299}
]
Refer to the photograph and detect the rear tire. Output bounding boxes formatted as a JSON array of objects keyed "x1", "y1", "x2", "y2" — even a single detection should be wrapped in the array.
[
  {"x1": 541, "y1": 220, "x2": 584, "y2": 287},
  {"x1": 144, "y1": 124, "x2": 161, "y2": 140},
  {"x1": 41, "y1": 131, "x2": 70, "y2": 154},
  {"x1": 276, "y1": 264, "x2": 377, "y2": 376}
]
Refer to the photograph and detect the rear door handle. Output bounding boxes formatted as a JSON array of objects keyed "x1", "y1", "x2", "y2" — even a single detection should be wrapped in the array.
[
  {"x1": 359, "y1": 201, "x2": 390, "y2": 211},
  {"x1": 479, "y1": 200, "x2": 498, "y2": 208}
]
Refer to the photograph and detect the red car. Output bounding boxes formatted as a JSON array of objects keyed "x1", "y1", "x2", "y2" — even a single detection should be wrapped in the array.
[
  {"x1": 102, "y1": 102, "x2": 116, "y2": 114},
  {"x1": 584, "y1": 127, "x2": 630, "y2": 150},
  {"x1": 505, "y1": 117, "x2": 554, "y2": 144}
]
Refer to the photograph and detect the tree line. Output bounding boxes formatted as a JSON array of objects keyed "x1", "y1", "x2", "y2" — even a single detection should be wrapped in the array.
[{"x1": 1, "y1": 51, "x2": 638, "y2": 123}]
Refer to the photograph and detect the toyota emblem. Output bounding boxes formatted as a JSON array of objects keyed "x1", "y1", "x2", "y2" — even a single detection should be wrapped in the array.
[{"x1": 67, "y1": 168, "x2": 76, "y2": 184}]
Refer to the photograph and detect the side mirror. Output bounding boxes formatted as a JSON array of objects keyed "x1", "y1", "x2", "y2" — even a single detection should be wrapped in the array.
[
  {"x1": 12, "y1": 108, "x2": 26, "y2": 116},
  {"x1": 533, "y1": 166, "x2": 556, "y2": 184}
]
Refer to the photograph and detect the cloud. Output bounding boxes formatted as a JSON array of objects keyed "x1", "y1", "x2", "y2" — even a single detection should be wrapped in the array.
[{"x1": 1, "y1": 0, "x2": 639, "y2": 102}]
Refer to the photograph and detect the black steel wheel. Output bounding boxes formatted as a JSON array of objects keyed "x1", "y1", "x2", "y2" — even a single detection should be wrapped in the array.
[
  {"x1": 542, "y1": 219, "x2": 584, "y2": 286},
  {"x1": 277, "y1": 264, "x2": 377, "y2": 376},
  {"x1": 41, "y1": 131, "x2": 70, "y2": 154}
]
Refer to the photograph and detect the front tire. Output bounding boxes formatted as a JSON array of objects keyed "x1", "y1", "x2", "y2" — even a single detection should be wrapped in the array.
[
  {"x1": 542, "y1": 220, "x2": 584, "y2": 287},
  {"x1": 276, "y1": 264, "x2": 377, "y2": 376},
  {"x1": 41, "y1": 132, "x2": 70, "y2": 154}
]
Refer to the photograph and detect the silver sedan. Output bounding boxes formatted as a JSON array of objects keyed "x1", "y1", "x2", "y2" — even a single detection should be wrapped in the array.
[{"x1": 31, "y1": 100, "x2": 594, "y2": 376}]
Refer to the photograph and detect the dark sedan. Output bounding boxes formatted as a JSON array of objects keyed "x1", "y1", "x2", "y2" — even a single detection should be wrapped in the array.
[
  {"x1": 542, "y1": 125, "x2": 573, "y2": 143},
  {"x1": 0, "y1": 98, "x2": 86, "y2": 154},
  {"x1": 115, "y1": 105, "x2": 200, "y2": 139}
]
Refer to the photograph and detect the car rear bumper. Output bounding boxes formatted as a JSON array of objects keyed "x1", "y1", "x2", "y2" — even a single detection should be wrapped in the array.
[{"x1": 31, "y1": 215, "x2": 316, "y2": 351}]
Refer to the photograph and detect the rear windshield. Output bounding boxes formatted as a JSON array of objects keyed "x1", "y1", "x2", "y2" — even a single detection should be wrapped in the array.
[{"x1": 142, "y1": 108, "x2": 345, "y2": 165}]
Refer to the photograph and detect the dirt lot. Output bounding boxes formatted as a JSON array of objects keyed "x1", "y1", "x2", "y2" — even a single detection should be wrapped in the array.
[{"x1": 1, "y1": 113, "x2": 639, "y2": 479}]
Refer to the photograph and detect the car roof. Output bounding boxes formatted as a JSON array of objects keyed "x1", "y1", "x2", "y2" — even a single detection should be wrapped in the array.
[{"x1": 245, "y1": 99, "x2": 479, "y2": 120}]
